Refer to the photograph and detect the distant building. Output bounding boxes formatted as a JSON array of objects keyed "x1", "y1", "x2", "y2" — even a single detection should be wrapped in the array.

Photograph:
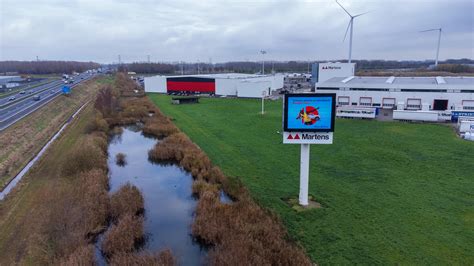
[
  {"x1": 0, "y1": 76, "x2": 23, "y2": 91},
  {"x1": 145, "y1": 73, "x2": 284, "y2": 98},
  {"x1": 311, "y1": 62, "x2": 355, "y2": 84}
]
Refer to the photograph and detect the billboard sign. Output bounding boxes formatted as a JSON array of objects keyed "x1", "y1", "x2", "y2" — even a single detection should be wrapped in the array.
[
  {"x1": 281, "y1": 94, "x2": 336, "y2": 206},
  {"x1": 283, "y1": 93, "x2": 335, "y2": 132}
]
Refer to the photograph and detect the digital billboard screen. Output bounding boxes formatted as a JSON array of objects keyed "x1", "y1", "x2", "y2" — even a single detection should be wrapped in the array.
[{"x1": 283, "y1": 93, "x2": 335, "y2": 132}]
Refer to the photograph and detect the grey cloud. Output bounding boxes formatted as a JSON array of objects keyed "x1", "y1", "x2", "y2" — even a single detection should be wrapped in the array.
[{"x1": 0, "y1": 0, "x2": 472, "y2": 63}]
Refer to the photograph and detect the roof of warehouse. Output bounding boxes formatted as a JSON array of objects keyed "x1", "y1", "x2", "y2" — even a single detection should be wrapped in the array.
[
  {"x1": 157, "y1": 73, "x2": 270, "y2": 79},
  {"x1": 320, "y1": 76, "x2": 474, "y2": 86}
]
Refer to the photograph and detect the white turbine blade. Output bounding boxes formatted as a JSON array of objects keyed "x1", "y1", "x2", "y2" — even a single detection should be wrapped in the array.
[
  {"x1": 420, "y1": 28, "x2": 440, "y2": 32},
  {"x1": 335, "y1": 0, "x2": 352, "y2": 17},
  {"x1": 343, "y1": 20, "x2": 351, "y2": 42},
  {"x1": 353, "y1": 11, "x2": 370, "y2": 18}
]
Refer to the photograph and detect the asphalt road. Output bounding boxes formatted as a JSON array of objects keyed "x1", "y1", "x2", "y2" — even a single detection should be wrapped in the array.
[
  {"x1": 0, "y1": 79, "x2": 63, "y2": 106},
  {"x1": 0, "y1": 72, "x2": 96, "y2": 131}
]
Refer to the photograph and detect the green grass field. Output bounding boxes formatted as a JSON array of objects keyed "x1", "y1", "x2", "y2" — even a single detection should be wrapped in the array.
[{"x1": 148, "y1": 94, "x2": 474, "y2": 265}]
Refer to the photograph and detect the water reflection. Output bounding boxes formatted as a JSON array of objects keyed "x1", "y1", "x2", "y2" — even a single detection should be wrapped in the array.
[{"x1": 107, "y1": 127, "x2": 206, "y2": 265}]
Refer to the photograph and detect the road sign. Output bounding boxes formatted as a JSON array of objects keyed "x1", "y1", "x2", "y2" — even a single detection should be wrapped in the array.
[
  {"x1": 282, "y1": 93, "x2": 336, "y2": 206},
  {"x1": 62, "y1": 85, "x2": 71, "y2": 95}
]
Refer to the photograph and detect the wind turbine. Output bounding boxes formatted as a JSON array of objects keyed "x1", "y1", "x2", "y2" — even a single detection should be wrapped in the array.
[
  {"x1": 260, "y1": 50, "x2": 267, "y2": 74},
  {"x1": 335, "y1": 0, "x2": 368, "y2": 63},
  {"x1": 420, "y1": 28, "x2": 442, "y2": 67}
]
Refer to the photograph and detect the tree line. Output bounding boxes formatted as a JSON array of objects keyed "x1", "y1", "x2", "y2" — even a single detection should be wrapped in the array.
[
  {"x1": 0, "y1": 61, "x2": 100, "y2": 75},
  {"x1": 119, "y1": 59, "x2": 473, "y2": 75}
]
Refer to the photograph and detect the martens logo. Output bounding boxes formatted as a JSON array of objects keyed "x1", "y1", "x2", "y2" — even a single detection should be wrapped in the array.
[
  {"x1": 287, "y1": 133, "x2": 330, "y2": 140},
  {"x1": 321, "y1": 66, "x2": 341, "y2": 70}
]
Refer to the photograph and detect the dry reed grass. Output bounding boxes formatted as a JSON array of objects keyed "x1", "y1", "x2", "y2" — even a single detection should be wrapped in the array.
[
  {"x1": 57, "y1": 244, "x2": 95, "y2": 266},
  {"x1": 61, "y1": 134, "x2": 108, "y2": 177},
  {"x1": 109, "y1": 250, "x2": 175, "y2": 266},
  {"x1": 115, "y1": 152, "x2": 127, "y2": 166},
  {"x1": 193, "y1": 192, "x2": 312, "y2": 265},
  {"x1": 101, "y1": 214, "x2": 145, "y2": 258},
  {"x1": 110, "y1": 183, "x2": 144, "y2": 220}
]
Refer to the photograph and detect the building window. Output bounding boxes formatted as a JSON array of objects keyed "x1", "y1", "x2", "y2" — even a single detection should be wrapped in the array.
[
  {"x1": 359, "y1": 97, "x2": 372, "y2": 106},
  {"x1": 462, "y1": 100, "x2": 474, "y2": 110},
  {"x1": 338, "y1": 96, "x2": 350, "y2": 106},
  {"x1": 382, "y1": 98, "x2": 396, "y2": 109},
  {"x1": 406, "y1": 98, "x2": 422, "y2": 110}
]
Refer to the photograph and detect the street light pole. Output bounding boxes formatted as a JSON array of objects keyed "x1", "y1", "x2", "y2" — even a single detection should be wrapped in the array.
[{"x1": 260, "y1": 50, "x2": 267, "y2": 75}]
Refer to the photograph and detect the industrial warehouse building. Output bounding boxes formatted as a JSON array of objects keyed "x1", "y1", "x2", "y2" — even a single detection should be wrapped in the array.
[
  {"x1": 316, "y1": 75, "x2": 474, "y2": 111},
  {"x1": 145, "y1": 73, "x2": 284, "y2": 98},
  {"x1": 313, "y1": 62, "x2": 474, "y2": 122},
  {"x1": 0, "y1": 76, "x2": 23, "y2": 91}
]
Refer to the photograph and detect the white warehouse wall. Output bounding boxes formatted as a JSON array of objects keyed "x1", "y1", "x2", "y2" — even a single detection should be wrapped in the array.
[
  {"x1": 236, "y1": 80, "x2": 272, "y2": 98},
  {"x1": 215, "y1": 78, "x2": 239, "y2": 96},
  {"x1": 318, "y1": 63, "x2": 355, "y2": 83},
  {"x1": 144, "y1": 76, "x2": 167, "y2": 93}
]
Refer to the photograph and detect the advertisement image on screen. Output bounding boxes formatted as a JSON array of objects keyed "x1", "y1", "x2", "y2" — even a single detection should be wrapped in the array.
[{"x1": 284, "y1": 94, "x2": 335, "y2": 132}]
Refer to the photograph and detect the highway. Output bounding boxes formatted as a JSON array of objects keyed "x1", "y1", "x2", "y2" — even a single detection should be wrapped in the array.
[
  {"x1": 0, "y1": 79, "x2": 63, "y2": 106},
  {"x1": 0, "y1": 72, "x2": 97, "y2": 131}
]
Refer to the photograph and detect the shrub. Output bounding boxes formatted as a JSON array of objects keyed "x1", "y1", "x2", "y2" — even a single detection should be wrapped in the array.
[
  {"x1": 110, "y1": 183, "x2": 144, "y2": 220},
  {"x1": 61, "y1": 135, "x2": 107, "y2": 177},
  {"x1": 86, "y1": 112, "x2": 109, "y2": 134},
  {"x1": 95, "y1": 85, "x2": 119, "y2": 118},
  {"x1": 101, "y1": 214, "x2": 144, "y2": 258},
  {"x1": 115, "y1": 153, "x2": 127, "y2": 166}
]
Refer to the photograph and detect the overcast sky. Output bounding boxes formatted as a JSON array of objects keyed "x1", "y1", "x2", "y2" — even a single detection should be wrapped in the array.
[{"x1": 1, "y1": 0, "x2": 473, "y2": 63}]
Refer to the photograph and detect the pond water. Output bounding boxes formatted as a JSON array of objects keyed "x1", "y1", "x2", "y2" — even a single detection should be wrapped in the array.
[{"x1": 105, "y1": 126, "x2": 207, "y2": 265}]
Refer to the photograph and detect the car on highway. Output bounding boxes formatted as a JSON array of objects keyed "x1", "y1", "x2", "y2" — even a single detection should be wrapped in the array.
[
  {"x1": 50, "y1": 90, "x2": 55, "y2": 94},
  {"x1": 19, "y1": 90, "x2": 26, "y2": 94},
  {"x1": 33, "y1": 95, "x2": 41, "y2": 101},
  {"x1": 8, "y1": 96, "x2": 16, "y2": 101}
]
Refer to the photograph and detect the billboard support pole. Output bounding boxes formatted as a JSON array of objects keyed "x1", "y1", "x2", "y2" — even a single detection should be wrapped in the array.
[{"x1": 299, "y1": 144, "x2": 310, "y2": 206}]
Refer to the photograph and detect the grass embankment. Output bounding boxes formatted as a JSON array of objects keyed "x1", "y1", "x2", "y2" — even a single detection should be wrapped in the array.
[
  {"x1": 148, "y1": 94, "x2": 474, "y2": 265},
  {"x1": 0, "y1": 77, "x2": 105, "y2": 189},
  {"x1": 0, "y1": 103, "x2": 107, "y2": 264}
]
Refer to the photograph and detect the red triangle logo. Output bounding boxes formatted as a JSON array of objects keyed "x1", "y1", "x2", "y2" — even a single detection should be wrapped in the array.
[
  {"x1": 294, "y1": 134, "x2": 300, "y2": 139},
  {"x1": 287, "y1": 134, "x2": 293, "y2": 140}
]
